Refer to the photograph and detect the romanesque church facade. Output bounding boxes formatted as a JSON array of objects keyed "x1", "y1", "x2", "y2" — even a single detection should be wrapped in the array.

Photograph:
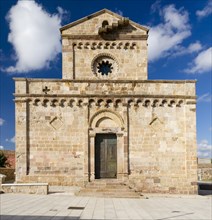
[{"x1": 14, "y1": 9, "x2": 197, "y2": 194}]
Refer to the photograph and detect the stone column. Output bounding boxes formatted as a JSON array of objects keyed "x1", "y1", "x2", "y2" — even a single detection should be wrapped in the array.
[
  {"x1": 117, "y1": 133, "x2": 124, "y2": 180},
  {"x1": 89, "y1": 133, "x2": 96, "y2": 181},
  {"x1": 83, "y1": 102, "x2": 89, "y2": 185},
  {"x1": 123, "y1": 135, "x2": 129, "y2": 178}
]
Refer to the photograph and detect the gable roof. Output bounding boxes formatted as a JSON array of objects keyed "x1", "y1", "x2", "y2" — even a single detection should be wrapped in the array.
[{"x1": 60, "y1": 8, "x2": 149, "y2": 33}]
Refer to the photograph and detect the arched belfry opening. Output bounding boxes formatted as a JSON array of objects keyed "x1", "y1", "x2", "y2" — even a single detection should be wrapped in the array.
[
  {"x1": 102, "y1": 20, "x2": 109, "y2": 28},
  {"x1": 87, "y1": 110, "x2": 128, "y2": 182}
]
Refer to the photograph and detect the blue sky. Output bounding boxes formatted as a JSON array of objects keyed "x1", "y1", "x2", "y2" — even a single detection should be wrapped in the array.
[{"x1": 0, "y1": 0, "x2": 211, "y2": 158}]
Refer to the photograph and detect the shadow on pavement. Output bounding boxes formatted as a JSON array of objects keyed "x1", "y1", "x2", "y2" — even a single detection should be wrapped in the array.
[{"x1": 156, "y1": 212, "x2": 194, "y2": 220}]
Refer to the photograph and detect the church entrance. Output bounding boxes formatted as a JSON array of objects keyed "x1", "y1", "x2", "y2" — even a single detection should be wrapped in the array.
[{"x1": 95, "y1": 134, "x2": 117, "y2": 179}]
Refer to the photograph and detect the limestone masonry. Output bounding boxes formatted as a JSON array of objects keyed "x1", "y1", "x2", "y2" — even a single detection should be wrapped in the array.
[{"x1": 14, "y1": 9, "x2": 197, "y2": 194}]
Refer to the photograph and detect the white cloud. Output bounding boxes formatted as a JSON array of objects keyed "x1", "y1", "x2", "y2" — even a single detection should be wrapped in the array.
[
  {"x1": 197, "y1": 93, "x2": 212, "y2": 102},
  {"x1": 187, "y1": 42, "x2": 203, "y2": 53},
  {"x1": 0, "y1": 118, "x2": 5, "y2": 126},
  {"x1": 184, "y1": 47, "x2": 212, "y2": 74},
  {"x1": 196, "y1": 0, "x2": 212, "y2": 19},
  {"x1": 6, "y1": 136, "x2": 15, "y2": 143},
  {"x1": 115, "y1": 8, "x2": 123, "y2": 16},
  {"x1": 150, "y1": 0, "x2": 161, "y2": 13},
  {"x1": 4, "y1": 0, "x2": 64, "y2": 73},
  {"x1": 198, "y1": 140, "x2": 212, "y2": 158},
  {"x1": 56, "y1": 6, "x2": 65, "y2": 15},
  {"x1": 148, "y1": 4, "x2": 191, "y2": 62},
  {"x1": 0, "y1": 146, "x2": 4, "y2": 150},
  {"x1": 173, "y1": 41, "x2": 203, "y2": 57}
]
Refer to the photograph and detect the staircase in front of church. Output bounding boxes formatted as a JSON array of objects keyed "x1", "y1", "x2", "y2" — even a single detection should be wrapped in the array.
[{"x1": 76, "y1": 180, "x2": 142, "y2": 198}]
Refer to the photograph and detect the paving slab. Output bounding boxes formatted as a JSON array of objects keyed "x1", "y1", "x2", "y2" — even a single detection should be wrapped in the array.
[{"x1": 0, "y1": 193, "x2": 211, "y2": 220}]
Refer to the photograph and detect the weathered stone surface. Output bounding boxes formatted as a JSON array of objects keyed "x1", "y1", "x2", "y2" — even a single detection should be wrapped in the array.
[
  {"x1": 13, "y1": 9, "x2": 197, "y2": 194},
  {"x1": 1, "y1": 183, "x2": 48, "y2": 195}
]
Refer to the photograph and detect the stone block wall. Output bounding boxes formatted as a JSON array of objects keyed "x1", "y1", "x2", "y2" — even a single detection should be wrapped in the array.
[
  {"x1": 61, "y1": 12, "x2": 148, "y2": 80},
  {"x1": 62, "y1": 40, "x2": 147, "y2": 80},
  {"x1": 14, "y1": 79, "x2": 197, "y2": 193},
  {"x1": 14, "y1": 78, "x2": 196, "y2": 96},
  {"x1": 198, "y1": 163, "x2": 212, "y2": 181},
  {"x1": 128, "y1": 102, "x2": 197, "y2": 194},
  {"x1": 15, "y1": 101, "x2": 87, "y2": 186},
  {"x1": 1, "y1": 183, "x2": 48, "y2": 195}
]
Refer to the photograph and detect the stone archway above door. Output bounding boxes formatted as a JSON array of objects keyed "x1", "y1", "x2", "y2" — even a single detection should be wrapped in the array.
[{"x1": 89, "y1": 109, "x2": 125, "y2": 130}]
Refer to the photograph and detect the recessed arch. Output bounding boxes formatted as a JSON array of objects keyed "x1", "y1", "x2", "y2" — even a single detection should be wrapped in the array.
[{"x1": 89, "y1": 109, "x2": 124, "y2": 129}]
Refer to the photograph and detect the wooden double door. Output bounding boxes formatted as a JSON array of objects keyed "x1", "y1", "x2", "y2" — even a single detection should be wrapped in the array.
[{"x1": 95, "y1": 134, "x2": 117, "y2": 179}]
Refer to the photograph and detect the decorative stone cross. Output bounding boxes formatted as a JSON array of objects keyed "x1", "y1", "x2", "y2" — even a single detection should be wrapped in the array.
[{"x1": 42, "y1": 86, "x2": 50, "y2": 94}]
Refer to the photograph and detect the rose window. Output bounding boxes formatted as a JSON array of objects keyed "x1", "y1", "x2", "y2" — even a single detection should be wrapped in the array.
[
  {"x1": 91, "y1": 54, "x2": 118, "y2": 79},
  {"x1": 97, "y1": 60, "x2": 113, "y2": 76}
]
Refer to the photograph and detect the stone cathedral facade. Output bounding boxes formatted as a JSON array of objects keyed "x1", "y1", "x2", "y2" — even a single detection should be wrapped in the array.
[{"x1": 14, "y1": 9, "x2": 198, "y2": 194}]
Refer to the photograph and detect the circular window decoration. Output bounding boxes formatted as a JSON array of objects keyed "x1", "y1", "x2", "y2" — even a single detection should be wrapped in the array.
[
  {"x1": 91, "y1": 53, "x2": 118, "y2": 78},
  {"x1": 97, "y1": 60, "x2": 113, "y2": 76}
]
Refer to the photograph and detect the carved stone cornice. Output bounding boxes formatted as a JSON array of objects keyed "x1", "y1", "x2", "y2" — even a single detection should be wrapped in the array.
[
  {"x1": 13, "y1": 78, "x2": 197, "y2": 84},
  {"x1": 14, "y1": 97, "x2": 195, "y2": 108},
  {"x1": 14, "y1": 94, "x2": 197, "y2": 100},
  {"x1": 61, "y1": 34, "x2": 148, "y2": 40},
  {"x1": 72, "y1": 41, "x2": 138, "y2": 50}
]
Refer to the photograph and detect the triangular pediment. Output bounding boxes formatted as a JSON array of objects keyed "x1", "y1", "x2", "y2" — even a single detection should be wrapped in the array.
[{"x1": 60, "y1": 9, "x2": 148, "y2": 36}]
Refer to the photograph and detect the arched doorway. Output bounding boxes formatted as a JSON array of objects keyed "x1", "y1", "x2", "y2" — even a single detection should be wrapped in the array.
[{"x1": 88, "y1": 110, "x2": 128, "y2": 182}]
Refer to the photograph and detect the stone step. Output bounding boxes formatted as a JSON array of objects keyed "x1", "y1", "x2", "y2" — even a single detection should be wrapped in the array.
[
  {"x1": 76, "y1": 181, "x2": 141, "y2": 198},
  {"x1": 86, "y1": 181, "x2": 123, "y2": 185},
  {"x1": 78, "y1": 191, "x2": 139, "y2": 197},
  {"x1": 86, "y1": 181, "x2": 125, "y2": 185},
  {"x1": 77, "y1": 192, "x2": 141, "y2": 198},
  {"x1": 84, "y1": 185, "x2": 129, "y2": 189},
  {"x1": 78, "y1": 188, "x2": 133, "y2": 193}
]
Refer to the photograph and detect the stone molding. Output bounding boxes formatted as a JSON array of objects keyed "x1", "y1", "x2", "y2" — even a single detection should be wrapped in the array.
[
  {"x1": 89, "y1": 109, "x2": 124, "y2": 128},
  {"x1": 14, "y1": 94, "x2": 196, "y2": 100},
  {"x1": 75, "y1": 41, "x2": 137, "y2": 50},
  {"x1": 13, "y1": 78, "x2": 197, "y2": 84},
  {"x1": 61, "y1": 34, "x2": 148, "y2": 40},
  {"x1": 14, "y1": 97, "x2": 189, "y2": 108}
]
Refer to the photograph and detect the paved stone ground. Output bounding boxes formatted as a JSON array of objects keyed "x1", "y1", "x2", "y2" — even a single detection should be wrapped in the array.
[{"x1": 0, "y1": 193, "x2": 211, "y2": 220}]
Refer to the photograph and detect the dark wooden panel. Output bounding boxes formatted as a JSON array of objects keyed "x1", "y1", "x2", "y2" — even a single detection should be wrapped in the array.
[{"x1": 95, "y1": 134, "x2": 117, "y2": 179}]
